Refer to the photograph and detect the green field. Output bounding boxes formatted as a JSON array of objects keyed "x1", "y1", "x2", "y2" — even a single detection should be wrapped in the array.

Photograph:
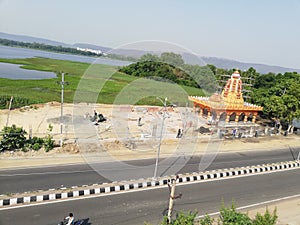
[{"x1": 0, "y1": 57, "x2": 204, "y2": 108}]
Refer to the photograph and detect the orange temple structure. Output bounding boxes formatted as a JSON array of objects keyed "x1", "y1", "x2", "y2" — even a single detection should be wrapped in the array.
[{"x1": 189, "y1": 70, "x2": 263, "y2": 126}]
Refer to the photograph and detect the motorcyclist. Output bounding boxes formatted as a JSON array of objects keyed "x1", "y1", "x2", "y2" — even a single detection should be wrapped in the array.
[{"x1": 64, "y1": 212, "x2": 75, "y2": 225}]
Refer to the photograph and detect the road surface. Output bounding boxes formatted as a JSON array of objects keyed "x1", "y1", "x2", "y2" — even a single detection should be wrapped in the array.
[
  {"x1": 0, "y1": 168, "x2": 299, "y2": 225},
  {"x1": 0, "y1": 148, "x2": 297, "y2": 194}
]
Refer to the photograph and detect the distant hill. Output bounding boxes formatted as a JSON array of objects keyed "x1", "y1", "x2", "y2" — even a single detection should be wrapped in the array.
[
  {"x1": 1, "y1": 32, "x2": 299, "y2": 74},
  {"x1": 105, "y1": 49, "x2": 300, "y2": 74},
  {"x1": 0, "y1": 32, "x2": 71, "y2": 47},
  {"x1": 201, "y1": 56, "x2": 300, "y2": 74}
]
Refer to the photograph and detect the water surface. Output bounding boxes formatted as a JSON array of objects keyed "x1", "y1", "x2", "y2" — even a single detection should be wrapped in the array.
[
  {"x1": 0, "y1": 62, "x2": 56, "y2": 80},
  {"x1": 0, "y1": 45, "x2": 132, "y2": 79}
]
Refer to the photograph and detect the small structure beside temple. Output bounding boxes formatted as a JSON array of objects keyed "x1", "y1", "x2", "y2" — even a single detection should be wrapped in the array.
[{"x1": 189, "y1": 70, "x2": 263, "y2": 126}]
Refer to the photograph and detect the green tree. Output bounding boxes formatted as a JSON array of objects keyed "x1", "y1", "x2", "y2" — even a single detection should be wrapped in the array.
[
  {"x1": 253, "y1": 72, "x2": 276, "y2": 89},
  {"x1": 183, "y1": 64, "x2": 217, "y2": 93},
  {"x1": 119, "y1": 61, "x2": 198, "y2": 88},
  {"x1": 160, "y1": 52, "x2": 184, "y2": 67},
  {"x1": 251, "y1": 71, "x2": 300, "y2": 128},
  {"x1": 139, "y1": 53, "x2": 160, "y2": 62},
  {"x1": 263, "y1": 95, "x2": 286, "y2": 118}
]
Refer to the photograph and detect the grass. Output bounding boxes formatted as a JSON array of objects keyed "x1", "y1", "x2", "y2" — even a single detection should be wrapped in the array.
[{"x1": 0, "y1": 57, "x2": 204, "y2": 107}]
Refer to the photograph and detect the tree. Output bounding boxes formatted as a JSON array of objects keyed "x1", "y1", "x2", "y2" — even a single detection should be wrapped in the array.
[
  {"x1": 160, "y1": 52, "x2": 184, "y2": 67},
  {"x1": 263, "y1": 95, "x2": 286, "y2": 119},
  {"x1": 254, "y1": 72, "x2": 276, "y2": 89},
  {"x1": 119, "y1": 61, "x2": 198, "y2": 88},
  {"x1": 250, "y1": 71, "x2": 300, "y2": 129},
  {"x1": 243, "y1": 67, "x2": 259, "y2": 80},
  {"x1": 183, "y1": 64, "x2": 217, "y2": 93},
  {"x1": 139, "y1": 53, "x2": 160, "y2": 62}
]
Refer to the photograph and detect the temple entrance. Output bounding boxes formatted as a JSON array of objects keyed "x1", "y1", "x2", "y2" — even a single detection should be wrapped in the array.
[
  {"x1": 211, "y1": 111, "x2": 217, "y2": 121},
  {"x1": 229, "y1": 112, "x2": 236, "y2": 122},
  {"x1": 203, "y1": 108, "x2": 209, "y2": 117},
  {"x1": 247, "y1": 113, "x2": 253, "y2": 122},
  {"x1": 219, "y1": 112, "x2": 226, "y2": 121},
  {"x1": 239, "y1": 113, "x2": 245, "y2": 122}
]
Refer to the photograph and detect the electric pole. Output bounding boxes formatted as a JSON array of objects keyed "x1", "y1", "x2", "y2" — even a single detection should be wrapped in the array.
[
  {"x1": 57, "y1": 72, "x2": 68, "y2": 147},
  {"x1": 167, "y1": 175, "x2": 182, "y2": 223},
  {"x1": 153, "y1": 97, "x2": 168, "y2": 179},
  {"x1": 6, "y1": 96, "x2": 13, "y2": 127}
]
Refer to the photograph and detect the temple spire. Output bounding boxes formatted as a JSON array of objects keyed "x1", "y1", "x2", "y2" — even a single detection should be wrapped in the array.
[{"x1": 221, "y1": 70, "x2": 243, "y2": 104}]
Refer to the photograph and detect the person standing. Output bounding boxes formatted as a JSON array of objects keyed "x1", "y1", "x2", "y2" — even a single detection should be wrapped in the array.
[{"x1": 176, "y1": 129, "x2": 182, "y2": 138}]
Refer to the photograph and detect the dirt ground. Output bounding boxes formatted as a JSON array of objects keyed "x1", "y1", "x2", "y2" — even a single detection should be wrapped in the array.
[
  {"x1": 0, "y1": 102, "x2": 299, "y2": 167},
  {"x1": 0, "y1": 103, "x2": 300, "y2": 224}
]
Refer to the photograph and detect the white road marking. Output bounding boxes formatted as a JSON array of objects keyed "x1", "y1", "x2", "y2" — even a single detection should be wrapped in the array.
[
  {"x1": 0, "y1": 170, "x2": 95, "y2": 177},
  {"x1": 196, "y1": 193, "x2": 300, "y2": 219},
  {"x1": 0, "y1": 166, "x2": 299, "y2": 211}
]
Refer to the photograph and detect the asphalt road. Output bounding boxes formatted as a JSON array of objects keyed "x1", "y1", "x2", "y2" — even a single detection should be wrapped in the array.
[
  {"x1": 0, "y1": 147, "x2": 298, "y2": 194},
  {"x1": 0, "y1": 168, "x2": 299, "y2": 225}
]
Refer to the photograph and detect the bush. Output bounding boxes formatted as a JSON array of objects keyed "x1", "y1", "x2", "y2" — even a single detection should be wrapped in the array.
[
  {"x1": 145, "y1": 204, "x2": 278, "y2": 225},
  {"x1": 253, "y1": 208, "x2": 277, "y2": 225},
  {"x1": 43, "y1": 124, "x2": 55, "y2": 152},
  {"x1": 199, "y1": 214, "x2": 214, "y2": 225},
  {"x1": 0, "y1": 125, "x2": 55, "y2": 152},
  {"x1": 43, "y1": 134, "x2": 55, "y2": 152},
  {"x1": 219, "y1": 202, "x2": 252, "y2": 225},
  {"x1": 0, "y1": 125, "x2": 27, "y2": 152},
  {"x1": 26, "y1": 136, "x2": 44, "y2": 151},
  {"x1": 156, "y1": 211, "x2": 197, "y2": 225}
]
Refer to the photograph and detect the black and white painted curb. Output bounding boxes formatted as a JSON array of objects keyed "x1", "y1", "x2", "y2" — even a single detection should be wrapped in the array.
[{"x1": 1, "y1": 160, "x2": 299, "y2": 207}]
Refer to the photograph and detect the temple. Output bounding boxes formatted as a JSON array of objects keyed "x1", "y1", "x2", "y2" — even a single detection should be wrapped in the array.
[{"x1": 189, "y1": 70, "x2": 263, "y2": 125}]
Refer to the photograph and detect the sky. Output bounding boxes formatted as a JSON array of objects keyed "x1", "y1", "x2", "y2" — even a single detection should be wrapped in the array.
[{"x1": 1, "y1": 0, "x2": 300, "y2": 69}]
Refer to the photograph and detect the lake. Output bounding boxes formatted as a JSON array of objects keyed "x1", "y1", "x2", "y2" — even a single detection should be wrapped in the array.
[
  {"x1": 0, "y1": 45, "x2": 132, "y2": 79},
  {"x1": 0, "y1": 62, "x2": 56, "y2": 80}
]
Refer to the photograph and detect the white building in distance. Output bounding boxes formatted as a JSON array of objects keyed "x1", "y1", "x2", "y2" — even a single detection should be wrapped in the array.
[{"x1": 76, "y1": 47, "x2": 106, "y2": 56}]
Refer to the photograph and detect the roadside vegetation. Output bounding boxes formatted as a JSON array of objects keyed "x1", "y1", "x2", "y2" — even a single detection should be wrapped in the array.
[
  {"x1": 0, "y1": 124, "x2": 55, "y2": 152},
  {"x1": 145, "y1": 202, "x2": 277, "y2": 225}
]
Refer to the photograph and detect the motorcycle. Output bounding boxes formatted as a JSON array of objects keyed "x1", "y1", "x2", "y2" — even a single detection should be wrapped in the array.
[{"x1": 58, "y1": 219, "x2": 84, "y2": 225}]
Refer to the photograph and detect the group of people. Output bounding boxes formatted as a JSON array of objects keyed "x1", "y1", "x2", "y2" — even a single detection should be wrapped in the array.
[{"x1": 88, "y1": 110, "x2": 106, "y2": 123}]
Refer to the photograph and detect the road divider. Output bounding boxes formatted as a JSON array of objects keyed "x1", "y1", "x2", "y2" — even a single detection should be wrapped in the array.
[{"x1": 1, "y1": 160, "x2": 299, "y2": 208}]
